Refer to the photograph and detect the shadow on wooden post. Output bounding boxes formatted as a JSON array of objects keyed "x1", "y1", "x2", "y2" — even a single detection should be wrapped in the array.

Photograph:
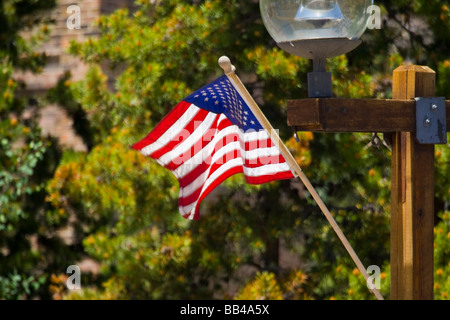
[{"x1": 390, "y1": 65, "x2": 435, "y2": 300}]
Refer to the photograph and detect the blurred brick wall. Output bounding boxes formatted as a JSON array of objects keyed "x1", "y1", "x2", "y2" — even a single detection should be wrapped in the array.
[
  {"x1": 18, "y1": 0, "x2": 134, "y2": 93},
  {"x1": 16, "y1": 0, "x2": 134, "y2": 151},
  {"x1": 14, "y1": 1, "x2": 135, "y2": 274}
]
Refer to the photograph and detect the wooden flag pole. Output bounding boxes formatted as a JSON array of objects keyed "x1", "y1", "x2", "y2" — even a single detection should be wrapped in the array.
[{"x1": 219, "y1": 56, "x2": 384, "y2": 301}]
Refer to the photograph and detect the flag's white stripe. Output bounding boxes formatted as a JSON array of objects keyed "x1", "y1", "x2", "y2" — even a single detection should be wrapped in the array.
[
  {"x1": 178, "y1": 140, "x2": 242, "y2": 198},
  {"x1": 217, "y1": 113, "x2": 230, "y2": 126},
  {"x1": 180, "y1": 166, "x2": 210, "y2": 198},
  {"x1": 243, "y1": 162, "x2": 291, "y2": 177},
  {"x1": 177, "y1": 151, "x2": 284, "y2": 202},
  {"x1": 140, "y1": 104, "x2": 200, "y2": 156},
  {"x1": 244, "y1": 146, "x2": 282, "y2": 159},
  {"x1": 207, "y1": 140, "x2": 283, "y2": 166},
  {"x1": 243, "y1": 130, "x2": 270, "y2": 142},
  {"x1": 179, "y1": 144, "x2": 287, "y2": 204},
  {"x1": 179, "y1": 194, "x2": 196, "y2": 216},
  {"x1": 182, "y1": 160, "x2": 292, "y2": 219},
  {"x1": 182, "y1": 157, "x2": 244, "y2": 219},
  {"x1": 158, "y1": 112, "x2": 218, "y2": 166},
  {"x1": 174, "y1": 139, "x2": 239, "y2": 180},
  {"x1": 210, "y1": 140, "x2": 241, "y2": 165},
  {"x1": 178, "y1": 137, "x2": 284, "y2": 196},
  {"x1": 150, "y1": 114, "x2": 272, "y2": 163},
  {"x1": 172, "y1": 129, "x2": 281, "y2": 178},
  {"x1": 138, "y1": 99, "x2": 271, "y2": 158},
  {"x1": 172, "y1": 123, "x2": 237, "y2": 178},
  {"x1": 175, "y1": 139, "x2": 283, "y2": 182},
  {"x1": 180, "y1": 155, "x2": 289, "y2": 203},
  {"x1": 169, "y1": 122, "x2": 278, "y2": 179}
]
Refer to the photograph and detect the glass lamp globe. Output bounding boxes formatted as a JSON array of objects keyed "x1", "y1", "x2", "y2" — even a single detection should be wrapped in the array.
[
  {"x1": 260, "y1": 0, "x2": 373, "y2": 59},
  {"x1": 260, "y1": 0, "x2": 373, "y2": 97}
]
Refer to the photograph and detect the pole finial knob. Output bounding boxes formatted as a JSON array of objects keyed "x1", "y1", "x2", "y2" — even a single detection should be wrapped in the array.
[{"x1": 218, "y1": 56, "x2": 235, "y2": 74}]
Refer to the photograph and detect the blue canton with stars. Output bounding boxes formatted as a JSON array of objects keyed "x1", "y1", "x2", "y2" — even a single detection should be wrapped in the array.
[{"x1": 184, "y1": 75, "x2": 263, "y2": 131}]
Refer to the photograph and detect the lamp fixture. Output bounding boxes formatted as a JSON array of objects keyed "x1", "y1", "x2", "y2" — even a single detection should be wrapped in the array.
[{"x1": 260, "y1": 0, "x2": 373, "y2": 97}]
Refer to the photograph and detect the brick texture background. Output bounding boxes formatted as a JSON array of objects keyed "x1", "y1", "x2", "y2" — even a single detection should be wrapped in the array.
[{"x1": 17, "y1": 0, "x2": 134, "y2": 151}]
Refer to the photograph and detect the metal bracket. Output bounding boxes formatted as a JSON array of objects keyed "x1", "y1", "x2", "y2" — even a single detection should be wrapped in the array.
[
  {"x1": 292, "y1": 126, "x2": 300, "y2": 143},
  {"x1": 307, "y1": 58, "x2": 332, "y2": 98},
  {"x1": 415, "y1": 97, "x2": 447, "y2": 144}
]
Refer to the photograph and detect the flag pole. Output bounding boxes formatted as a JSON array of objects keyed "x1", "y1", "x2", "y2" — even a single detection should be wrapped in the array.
[{"x1": 219, "y1": 56, "x2": 384, "y2": 301}]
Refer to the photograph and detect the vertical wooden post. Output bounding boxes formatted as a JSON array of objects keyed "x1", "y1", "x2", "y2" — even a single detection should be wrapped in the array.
[{"x1": 391, "y1": 65, "x2": 435, "y2": 300}]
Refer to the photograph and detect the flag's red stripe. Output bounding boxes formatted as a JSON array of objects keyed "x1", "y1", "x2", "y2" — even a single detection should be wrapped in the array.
[
  {"x1": 180, "y1": 159, "x2": 294, "y2": 212},
  {"x1": 175, "y1": 123, "x2": 287, "y2": 193},
  {"x1": 131, "y1": 101, "x2": 192, "y2": 151},
  {"x1": 178, "y1": 148, "x2": 243, "y2": 192},
  {"x1": 176, "y1": 136, "x2": 238, "y2": 188},
  {"x1": 179, "y1": 185, "x2": 202, "y2": 208},
  {"x1": 198, "y1": 154, "x2": 291, "y2": 192},
  {"x1": 245, "y1": 170, "x2": 294, "y2": 185},
  {"x1": 178, "y1": 143, "x2": 287, "y2": 189},
  {"x1": 244, "y1": 155, "x2": 287, "y2": 167},
  {"x1": 157, "y1": 116, "x2": 274, "y2": 171},
  {"x1": 178, "y1": 151, "x2": 243, "y2": 207},
  {"x1": 164, "y1": 115, "x2": 233, "y2": 171},
  {"x1": 149, "y1": 108, "x2": 210, "y2": 159},
  {"x1": 179, "y1": 165, "x2": 293, "y2": 214},
  {"x1": 245, "y1": 138, "x2": 273, "y2": 150},
  {"x1": 165, "y1": 113, "x2": 224, "y2": 171},
  {"x1": 165, "y1": 135, "x2": 274, "y2": 171},
  {"x1": 183, "y1": 166, "x2": 244, "y2": 220},
  {"x1": 217, "y1": 116, "x2": 233, "y2": 131},
  {"x1": 132, "y1": 79, "x2": 297, "y2": 220}
]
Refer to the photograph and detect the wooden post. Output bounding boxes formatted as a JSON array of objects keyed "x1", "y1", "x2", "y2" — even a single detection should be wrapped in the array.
[
  {"x1": 287, "y1": 65, "x2": 448, "y2": 300},
  {"x1": 390, "y1": 65, "x2": 435, "y2": 300}
]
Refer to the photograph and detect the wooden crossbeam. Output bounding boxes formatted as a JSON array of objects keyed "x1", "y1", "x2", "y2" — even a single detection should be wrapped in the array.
[
  {"x1": 287, "y1": 98, "x2": 450, "y2": 133},
  {"x1": 286, "y1": 65, "x2": 444, "y2": 300}
]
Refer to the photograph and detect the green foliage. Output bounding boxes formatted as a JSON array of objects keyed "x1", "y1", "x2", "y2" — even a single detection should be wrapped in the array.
[
  {"x1": 0, "y1": 0, "x2": 55, "y2": 71},
  {"x1": 0, "y1": 0, "x2": 67, "y2": 300},
  {"x1": 45, "y1": 0, "x2": 450, "y2": 301},
  {"x1": 435, "y1": 135, "x2": 450, "y2": 204},
  {"x1": 434, "y1": 212, "x2": 450, "y2": 300},
  {"x1": 235, "y1": 270, "x2": 310, "y2": 300},
  {"x1": 0, "y1": 118, "x2": 46, "y2": 231},
  {"x1": 235, "y1": 271, "x2": 284, "y2": 300},
  {"x1": 0, "y1": 270, "x2": 46, "y2": 300}
]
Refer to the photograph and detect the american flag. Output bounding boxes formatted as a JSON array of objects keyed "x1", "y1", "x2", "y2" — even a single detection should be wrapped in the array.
[{"x1": 132, "y1": 75, "x2": 294, "y2": 220}]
